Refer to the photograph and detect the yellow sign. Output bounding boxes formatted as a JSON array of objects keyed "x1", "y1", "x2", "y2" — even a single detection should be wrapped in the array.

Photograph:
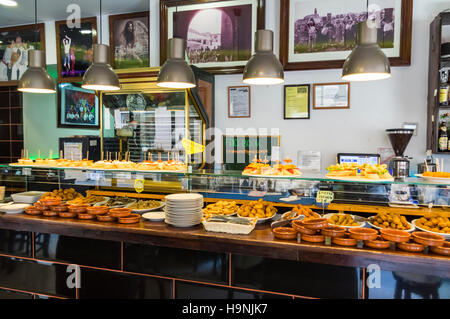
[
  {"x1": 316, "y1": 191, "x2": 334, "y2": 204},
  {"x1": 134, "y1": 179, "x2": 144, "y2": 193},
  {"x1": 182, "y1": 138, "x2": 205, "y2": 155},
  {"x1": 284, "y1": 85, "x2": 309, "y2": 119}
]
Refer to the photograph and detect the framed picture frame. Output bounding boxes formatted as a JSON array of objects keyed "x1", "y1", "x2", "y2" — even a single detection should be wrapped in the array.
[
  {"x1": 55, "y1": 17, "x2": 97, "y2": 83},
  {"x1": 279, "y1": 0, "x2": 413, "y2": 71},
  {"x1": 313, "y1": 82, "x2": 350, "y2": 110},
  {"x1": 228, "y1": 86, "x2": 251, "y2": 118},
  {"x1": 57, "y1": 82, "x2": 100, "y2": 129},
  {"x1": 284, "y1": 84, "x2": 310, "y2": 119},
  {"x1": 109, "y1": 11, "x2": 150, "y2": 70},
  {"x1": 0, "y1": 23, "x2": 45, "y2": 86},
  {"x1": 160, "y1": 0, "x2": 266, "y2": 74}
]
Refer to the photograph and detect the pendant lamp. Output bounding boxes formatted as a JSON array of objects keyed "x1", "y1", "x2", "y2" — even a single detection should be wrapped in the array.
[
  {"x1": 157, "y1": 38, "x2": 196, "y2": 89},
  {"x1": 82, "y1": 0, "x2": 120, "y2": 91},
  {"x1": 243, "y1": 30, "x2": 284, "y2": 85},
  {"x1": 341, "y1": 13, "x2": 391, "y2": 81},
  {"x1": 18, "y1": 0, "x2": 55, "y2": 93}
]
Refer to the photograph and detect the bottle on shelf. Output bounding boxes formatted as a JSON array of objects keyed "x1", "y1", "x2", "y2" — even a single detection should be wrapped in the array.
[
  {"x1": 440, "y1": 69, "x2": 449, "y2": 107},
  {"x1": 438, "y1": 121, "x2": 448, "y2": 151}
]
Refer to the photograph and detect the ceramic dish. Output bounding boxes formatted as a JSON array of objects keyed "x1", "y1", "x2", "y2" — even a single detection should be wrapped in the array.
[
  {"x1": 411, "y1": 219, "x2": 450, "y2": 239},
  {"x1": 397, "y1": 241, "x2": 425, "y2": 253},
  {"x1": 50, "y1": 205, "x2": 69, "y2": 212},
  {"x1": 272, "y1": 227, "x2": 297, "y2": 240},
  {"x1": 291, "y1": 220, "x2": 318, "y2": 235},
  {"x1": 302, "y1": 218, "x2": 328, "y2": 230},
  {"x1": 68, "y1": 204, "x2": 90, "y2": 214},
  {"x1": 415, "y1": 174, "x2": 450, "y2": 185},
  {"x1": 364, "y1": 236, "x2": 390, "y2": 250},
  {"x1": 96, "y1": 213, "x2": 116, "y2": 222},
  {"x1": 368, "y1": 218, "x2": 415, "y2": 233},
  {"x1": 25, "y1": 207, "x2": 42, "y2": 215},
  {"x1": 118, "y1": 213, "x2": 141, "y2": 224},
  {"x1": 0, "y1": 203, "x2": 31, "y2": 214},
  {"x1": 323, "y1": 213, "x2": 366, "y2": 229},
  {"x1": 430, "y1": 242, "x2": 450, "y2": 256},
  {"x1": 11, "y1": 191, "x2": 46, "y2": 204},
  {"x1": 42, "y1": 210, "x2": 58, "y2": 217},
  {"x1": 321, "y1": 225, "x2": 346, "y2": 238},
  {"x1": 86, "y1": 206, "x2": 109, "y2": 216},
  {"x1": 39, "y1": 198, "x2": 62, "y2": 206},
  {"x1": 332, "y1": 234, "x2": 357, "y2": 247},
  {"x1": 379, "y1": 229, "x2": 411, "y2": 243},
  {"x1": 348, "y1": 228, "x2": 378, "y2": 241},
  {"x1": 300, "y1": 234, "x2": 325, "y2": 243},
  {"x1": 33, "y1": 203, "x2": 50, "y2": 211},
  {"x1": 411, "y1": 231, "x2": 445, "y2": 247}
]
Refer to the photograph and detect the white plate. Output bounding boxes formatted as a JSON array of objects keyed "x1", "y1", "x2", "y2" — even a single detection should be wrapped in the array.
[
  {"x1": 367, "y1": 219, "x2": 415, "y2": 233},
  {"x1": 165, "y1": 219, "x2": 201, "y2": 228},
  {"x1": 0, "y1": 203, "x2": 31, "y2": 214},
  {"x1": 127, "y1": 202, "x2": 165, "y2": 214},
  {"x1": 412, "y1": 219, "x2": 450, "y2": 239},
  {"x1": 323, "y1": 213, "x2": 365, "y2": 228},
  {"x1": 142, "y1": 211, "x2": 165, "y2": 222},
  {"x1": 11, "y1": 191, "x2": 46, "y2": 204},
  {"x1": 415, "y1": 174, "x2": 450, "y2": 185}
]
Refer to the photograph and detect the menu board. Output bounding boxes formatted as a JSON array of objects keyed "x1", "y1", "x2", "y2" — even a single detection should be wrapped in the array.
[{"x1": 222, "y1": 135, "x2": 280, "y2": 171}]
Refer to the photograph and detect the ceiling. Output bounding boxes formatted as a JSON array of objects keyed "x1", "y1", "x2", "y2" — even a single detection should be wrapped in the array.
[{"x1": 0, "y1": 0, "x2": 149, "y2": 27}]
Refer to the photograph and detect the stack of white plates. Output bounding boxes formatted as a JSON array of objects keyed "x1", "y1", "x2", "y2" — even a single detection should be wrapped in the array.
[{"x1": 165, "y1": 193, "x2": 203, "y2": 227}]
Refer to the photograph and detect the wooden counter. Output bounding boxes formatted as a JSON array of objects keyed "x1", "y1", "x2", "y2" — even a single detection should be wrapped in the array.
[{"x1": 0, "y1": 212, "x2": 448, "y2": 278}]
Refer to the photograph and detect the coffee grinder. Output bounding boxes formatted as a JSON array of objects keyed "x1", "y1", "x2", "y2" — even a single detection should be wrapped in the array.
[{"x1": 386, "y1": 128, "x2": 414, "y2": 178}]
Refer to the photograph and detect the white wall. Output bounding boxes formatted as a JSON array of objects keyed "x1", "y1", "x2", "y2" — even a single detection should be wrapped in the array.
[{"x1": 213, "y1": 0, "x2": 450, "y2": 172}]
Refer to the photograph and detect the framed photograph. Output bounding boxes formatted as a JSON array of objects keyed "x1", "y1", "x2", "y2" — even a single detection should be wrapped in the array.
[
  {"x1": 284, "y1": 84, "x2": 310, "y2": 119},
  {"x1": 55, "y1": 17, "x2": 97, "y2": 83},
  {"x1": 160, "y1": 0, "x2": 266, "y2": 74},
  {"x1": 313, "y1": 82, "x2": 350, "y2": 109},
  {"x1": 0, "y1": 23, "x2": 45, "y2": 85},
  {"x1": 57, "y1": 82, "x2": 100, "y2": 129},
  {"x1": 228, "y1": 86, "x2": 251, "y2": 118},
  {"x1": 279, "y1": 0, "x2": 413, "y2": 71},
  {"x1": 109, "y1": 11, "x2": 150, "y2": 70}
]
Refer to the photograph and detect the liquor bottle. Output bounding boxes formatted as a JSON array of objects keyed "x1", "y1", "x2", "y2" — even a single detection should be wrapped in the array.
[
  {"x1": 438, "y1": 121, "x2": 448, "y2": 151},
  {"x1": 440, "y1": 70, "x2": 449, "y2": 106}
]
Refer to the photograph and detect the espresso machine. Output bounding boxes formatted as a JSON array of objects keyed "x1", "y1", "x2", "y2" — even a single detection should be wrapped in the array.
[{"x1": 386, "y1": 128, "x2": 414, "y2": 179}]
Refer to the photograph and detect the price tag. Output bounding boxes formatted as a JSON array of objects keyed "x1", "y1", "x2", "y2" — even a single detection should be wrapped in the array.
[
  {"x1": 316, "y1": 191, "x2": 334, "y2": 204},
  {"x1": 134, "y1": 178, "x2": 145, "y2": 193}
]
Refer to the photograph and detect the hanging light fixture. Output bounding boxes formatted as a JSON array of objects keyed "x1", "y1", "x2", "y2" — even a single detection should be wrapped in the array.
[
  {"x1": 18, "y1": 0, "x2": 55, "y2": 94},
  {"x1": 82, "y1": 0, "x2": 120, "y2": 91},
  {"x1": 341, "y1": 2, "x2": 391, "y2": 81},
  {"x1": 157, "y1": 38, "x2": 196, "y2": 89},
  {"x1": 243, "y1": 30, "x2": 284, "y2": 85}
]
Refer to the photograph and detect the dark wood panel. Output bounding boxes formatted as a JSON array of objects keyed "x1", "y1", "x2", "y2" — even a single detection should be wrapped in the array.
[{"x1": 0, "y1": 213, "x2": 448, "y2": 278}]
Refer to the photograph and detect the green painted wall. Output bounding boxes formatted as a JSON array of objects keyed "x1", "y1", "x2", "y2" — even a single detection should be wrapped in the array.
[{"x1": 23, "y1": 64, "x2": 100, "y2": 159}]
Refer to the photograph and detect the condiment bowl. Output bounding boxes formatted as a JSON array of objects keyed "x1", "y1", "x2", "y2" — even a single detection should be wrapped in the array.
[
  {"x1": 411, "y1": 231, "x2": 445, "y2": 247},
  {"x1": 348, "y1": 227, "x2": 378, "y2": 241},
  {"x1": 364, "y1": 236, "x2": 390, "y2": 250},
  {"x1": 332, "y1": 234, "x2": 357, "y2": 247},
  {"x1": 87, "y1": 206, "x2": 109, "y2": 216},
  {"x1": 397, "y1": 241, "x2": 425, "y2": 253},
  {"x1": 118, "y1": 213, "x2": 141, "y2": 224},
  {"x1": 109, "y1": 208, "x2": 132, "y2": 218},
  {"x1": 321, "y1": 225, "x2": 346, "y2": 238},
  {"x1": 430, "y1": 242, "x2": 450, "y2": 256},
  {"x1": 272, "y1": 227, "x2": 297, "y2": 240},
  {"x1": 380, "y1": 229, "x2": 411, "y2": 243},
  {"x1": 292, "y1": 220, "x2": 318, "y2": 235},
  {"x1": 302, "y1": 218, "x2": 328, "y2": 230}
]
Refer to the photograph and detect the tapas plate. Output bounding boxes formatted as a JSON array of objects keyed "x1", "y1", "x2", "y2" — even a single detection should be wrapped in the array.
[
  {"x1": 142, "y1": 211, "x2": 165, "y2": 222},
  {"x1": 242, "y1": 173, "x2": 302, "y2": 178},
  {"x1": 367, "y1": 218, "x2": 415, "y2": 233},
  {"x1": 323, "y1": 213, "x2": 366, "y2": 229},
  {"x1": 412, "y1": 219, "x2": 450, "y2": 239},
  {"x1": 325, "y1": 175, "x2": 394, "y2": 182},
  {"x1": 0, "y1": 203, "x2": 31, "y2": 214},
  {"x1": 127, "y1": 202, "x2": 165, "y2": 214}
]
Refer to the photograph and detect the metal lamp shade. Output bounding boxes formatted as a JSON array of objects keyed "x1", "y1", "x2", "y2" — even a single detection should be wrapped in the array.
[
  {"x1": 243, "y1": 30, "x2": 284, "y2": 85},
  {"x1": 18, "y1": 50, "x2": 55, "y2": 94},
  {"x1": 157, "y1": 38, "x2": 196, "y2": 89},
  {"x1": 342, "y1": 22, "x2": 391, "y2": 81},
  {"x1": 82, "y1": 44, "x2": 120, "y2": 91}
]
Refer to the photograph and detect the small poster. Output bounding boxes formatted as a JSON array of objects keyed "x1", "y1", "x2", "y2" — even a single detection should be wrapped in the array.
[
  {"x1": 228, "y1": 86, "x2": 251, "y2": 118},
  {"x1": 284, "y1": 84, "x2": 310, "y2": 119}
]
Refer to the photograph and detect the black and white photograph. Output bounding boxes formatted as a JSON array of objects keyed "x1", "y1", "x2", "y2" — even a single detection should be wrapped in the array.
[{"x1": 0, "y1": 24, "x2": 45, "y2": 83}]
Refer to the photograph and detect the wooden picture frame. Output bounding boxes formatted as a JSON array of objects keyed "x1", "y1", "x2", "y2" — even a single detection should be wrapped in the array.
[
  {"x1": 160, "y1": 0, "x2": 266, "y2": 74},
  {"x1": 279, "y1": 0, "x2": 413, "y2": 71},
  {"x1": 313, "y1": 82, "x2": 350, "y2": 110},
  {"x1": 55, "y1": 17, "x2": 98, "y2": 83},
  {"x1": 284, "y1": 84, "x2": 310, "y2": 119},
  {"x1": 109, "y1": 11, "x2": 150, "y2": 70},
  {"x1": 57, "y1": 82, "x2": 100, "y2": 129},
  {"x1": 228, "y1": 85, "x2": 251, "y2": 118},
  {"x1": 0, "y1": 23, "x2": 46, "y2": 86}
]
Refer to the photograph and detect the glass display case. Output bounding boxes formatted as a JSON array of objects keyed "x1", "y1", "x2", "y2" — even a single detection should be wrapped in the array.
[{"x1": 0, "y1": 165, "x2": 449, "y2": 210}]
